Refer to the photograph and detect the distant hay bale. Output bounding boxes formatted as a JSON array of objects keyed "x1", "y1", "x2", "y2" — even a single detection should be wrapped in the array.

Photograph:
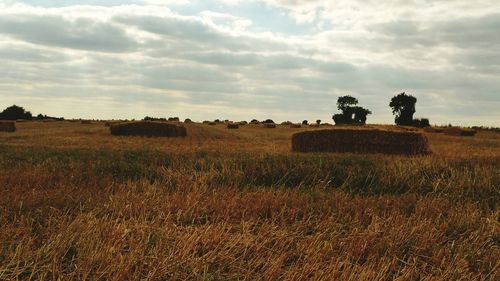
[
  {"x1": 110, "y1": 121, "x2": 187, "y2": 137},
  {"x1": 290, "y1": 124, "x2": 302, "y2": 128},
  {"x1": 263, "y1": 123, "x2": 276, "y2": 129},
  {"x1": 0, "y1": 121, "x2": 16, "y2": 132},
  {"x1": 444, "y1": 127, "x2": 476, "y2": 137},
  {"x1": 292, "y1": 129, "x2": 430, "y2": 155},
  {"x1": 81, "y1": 120, "x2": 92, "y2": 124},
  {"x1": 424, "y1": 127, "x2": 444, "y2": 133},
  {"x1": 227, "y1": 123, "x2": 239, "y2": 129}
]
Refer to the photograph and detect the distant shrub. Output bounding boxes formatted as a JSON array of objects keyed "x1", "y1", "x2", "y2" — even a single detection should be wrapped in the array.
[
  {"x1": 263, "y1": 119, "x2": 275, "y2": 124},
  {"x1": 316, "y1": 120, "x2": 321, "y2": 125},
  {"x1": 238, "y1": 121, "x2": 248, "y2": 125},
  {"x1": 292, "y1": 129, "x2": 431, "y2": 155},
  {"x1": 0, "y1": 121, "x2": 16, "y2": 132},
  {"x1": 412, "y1": 118, "x2": 430, "y2": 128},
  {"x1": 144, "y1": 116, "x2": 167, "y2": 122},
  {"x1": 184, "y1": 118, "x2": 192, "y2": 123},
  {"x1": 168, "y1": 117, "x2": 180, "y2": 122},
  {"x1": 250, "y1": 119, "x2": 260, "y2": 124},
  {"x1": 227, "y1": 123, "x2": 239, "y2": 129},
  {"x1": 281, "y1": 121, "x2": 292, "y2": 125},
  {"x1": 214, "y1": 119, "x2": 221, "y2": 123},
  {"x1": 302, "y1": 120, "x2": 308, "y2": 125},
  {"x1": 0, "y1": 105, "x2": 32, "y2": 120},
  {"x1": 263, "y1": 123, "x2": 276, "y2": 129},
  {"x1": 110, "y1": 121, "x2": 187, "y2": 137}
]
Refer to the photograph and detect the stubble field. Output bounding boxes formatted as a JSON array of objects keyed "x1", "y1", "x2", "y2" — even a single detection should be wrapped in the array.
[{"x1": 0, "y1": 121, "x2": 498, "y2": 280}]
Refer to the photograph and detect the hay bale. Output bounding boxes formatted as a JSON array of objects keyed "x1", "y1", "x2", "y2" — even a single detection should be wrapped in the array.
[
  {"x1": 424, "y1": 127, "x2": 444, "y2": 133},
  {"x1": 263, "y1": 123, "x2": 276, "y2": 129},
  {"x1": 292, "y1": 129, "x2": 430, "y2": 155},
  {"x1": 227, "y1": 123, "x2": 239, "y2": 129},
  {"x1": 110, "y1": 121, "x2": 187, "y2": 137},
  {"x1": 444, "y1": 127, "x2": 476, "y2": 137},
  {"x1": 290, "y1": 124, "x2": 302, "y2": 128},
  {"x1": 0, "y1": 121, "x2": 16, "y2": 132}
]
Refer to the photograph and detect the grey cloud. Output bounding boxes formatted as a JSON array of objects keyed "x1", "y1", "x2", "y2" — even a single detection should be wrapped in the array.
[{"x1": 0, "y1": 15, "x2": 139, "y2": 52}]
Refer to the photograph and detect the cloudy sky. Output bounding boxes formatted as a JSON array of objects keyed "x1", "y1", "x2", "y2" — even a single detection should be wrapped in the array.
[{"x1": 0, "y1": 0, "x2": 499, "y2": 125}]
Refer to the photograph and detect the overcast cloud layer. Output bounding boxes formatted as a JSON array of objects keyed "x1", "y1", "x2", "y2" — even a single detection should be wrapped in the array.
[{"x1": 0, "y1": 0, "x2": 499, "y2": 125}]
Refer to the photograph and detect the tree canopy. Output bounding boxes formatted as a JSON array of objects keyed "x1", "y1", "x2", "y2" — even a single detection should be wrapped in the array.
[
  {"x1": 389, "y1": 92, "x2": 417, "y2": 126},
  {"x1": 0, "y1": 105, "x2": 32, "y2": 120},
  {"x1": 332, "y1": 95, "x2": 371, "y2": 125}
]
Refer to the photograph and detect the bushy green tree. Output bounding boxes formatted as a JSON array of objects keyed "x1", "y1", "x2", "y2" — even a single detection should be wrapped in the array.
[
  {"x1": 389, "y1": 93, "x2": 417, "y2": 126},
  {"x1": 0, "y1": 105, "x2": 32, "y2": 120}
]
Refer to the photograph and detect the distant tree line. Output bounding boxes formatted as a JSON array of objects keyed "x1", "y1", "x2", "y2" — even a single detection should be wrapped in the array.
[{"x1": 0, "y1": 105, "x2": 64, "y2": 121}]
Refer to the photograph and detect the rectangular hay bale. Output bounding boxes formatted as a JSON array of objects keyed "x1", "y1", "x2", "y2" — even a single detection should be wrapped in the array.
[
  {"x1": 110, "y1": 121, "x2": 187, "y2": 137},
  {"x1": 292, "y1": 129, "x2": 431, "y2": 155},
  {"x1": 0, "y1": 121, "x2": 16, "y2": 132}
]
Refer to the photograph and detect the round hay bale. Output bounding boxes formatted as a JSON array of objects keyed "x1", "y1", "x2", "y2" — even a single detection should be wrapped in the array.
[
  {"x1": 444, "y1": 127, "x2": 476, "y2": 137},
  {"x1": 110, "y1": 121, "x2": 187, "y2": 137},
  {"x1": 290, "y1": 124, "x2": 302, "y2": 128},
  {"x1": 292, "y1": 129, "x2": 431, "y2": 155},
  {"x1": 263, "y1": 123, "x2": 276, "y2": 129},
  {"x1": 0, "y1": 121, "x2": 16, "y2": 132},
  {"x1": 227, "y1": 123, "x2": 239, "y2": 129}
]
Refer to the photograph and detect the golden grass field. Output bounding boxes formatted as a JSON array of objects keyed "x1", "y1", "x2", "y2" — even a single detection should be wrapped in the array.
[{"x1": 0, "y1": 121, "x2": 499, "y2": 280}]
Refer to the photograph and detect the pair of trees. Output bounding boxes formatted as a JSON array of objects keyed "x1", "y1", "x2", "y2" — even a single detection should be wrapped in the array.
[
  {"x1": 331, "y1": 93, "x2": 430, "y2": 127},
  {"x1": 332, "y1": 96, "x2": 372, "y2": 125}
]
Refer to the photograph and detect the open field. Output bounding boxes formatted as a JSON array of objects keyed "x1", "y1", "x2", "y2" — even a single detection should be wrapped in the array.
[{"x1": 0, "y1": 121, "x2": 499, "y2": 280}]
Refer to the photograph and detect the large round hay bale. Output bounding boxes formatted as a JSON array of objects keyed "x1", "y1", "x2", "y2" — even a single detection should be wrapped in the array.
[
  {"x1": 110, "y1": 121, "x2": 187, "y2": 137},
  {"x1": 292, "y1": 129, "x2": 430, "y2": 155},
  {"x1": 263, "y1": 123, "x2": 276, "y2": 129},
  {"x1": 0, "y1": 121, "x2": 16, "y2": 132},
  {"x1": 227, "y1": 123, "x2": 239, "y2": 129},
  {"x1": 444, "y1": 127, "x2": 476, "y2": 137}
]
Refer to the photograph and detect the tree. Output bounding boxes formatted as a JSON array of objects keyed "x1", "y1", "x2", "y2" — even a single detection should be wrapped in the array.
[
  {"x1": 332, "y1": 96, "x2": 371, "y2": 125},
  {"x1": 316, "y1": 120, "x2": 321, "y2": 125},
  {"x1": 263, "y1": 119, "x2": 274, "y2": 124},
  {"x1": 302, "y1": 120, "x2": 308, "y2": 125},
  {"x1": 389, "y1": 92, "x2": 417, "y2": 126},
  {"x1": 0, "y1": 105, "x2": 32, "y2": 120}
]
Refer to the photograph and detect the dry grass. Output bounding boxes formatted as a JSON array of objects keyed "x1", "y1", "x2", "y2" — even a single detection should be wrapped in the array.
[
  {"x1": 227, "y1": 123, "x2": 239, "y2": 129},
  {"x1": 0, "y1": 122, "x2": 498, "y2": 280}
]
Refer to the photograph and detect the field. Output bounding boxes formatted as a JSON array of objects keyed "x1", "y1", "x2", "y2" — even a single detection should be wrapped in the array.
[{"x1": 0, "y1": 121, "x2": 498, "y2": 280}]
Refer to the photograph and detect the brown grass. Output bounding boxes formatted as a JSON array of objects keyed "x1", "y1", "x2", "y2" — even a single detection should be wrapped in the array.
[
  {"x1": 0, "y1": 121, "x2": 16, "y2": 132},
  {"x1": 0, "y1": 122, "x2": 498, "y2": 280},
  {"x1": 290, "y1": 124, "x2": 302, "y2": 128},
  {"x1": 292, "y1": 129, "x2": 431, "y2": 155},
  {"x1": 110, "y1": 121, "x2": 187, "y2": 137}
]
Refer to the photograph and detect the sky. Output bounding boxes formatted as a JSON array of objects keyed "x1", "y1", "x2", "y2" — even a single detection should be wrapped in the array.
[{"x1": 0, "y1": 0, "x2": 499, "y2": 126}]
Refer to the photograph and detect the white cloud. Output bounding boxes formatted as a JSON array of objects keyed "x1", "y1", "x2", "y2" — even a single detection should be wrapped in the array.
[{"x1": 0, "y1": 1, "x2": 498, "y2": 125}]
